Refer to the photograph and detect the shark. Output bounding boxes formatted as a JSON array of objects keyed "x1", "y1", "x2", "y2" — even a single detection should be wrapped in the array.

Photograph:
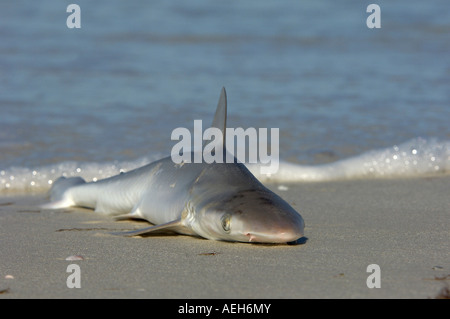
[{"x1": 42, "y1": 88, "x2": 305, "y2": 244}]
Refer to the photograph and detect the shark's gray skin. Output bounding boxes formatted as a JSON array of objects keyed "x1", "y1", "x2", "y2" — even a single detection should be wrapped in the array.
[{"x1": 43, "y1": 88, "x2": 305, "y2": 244}]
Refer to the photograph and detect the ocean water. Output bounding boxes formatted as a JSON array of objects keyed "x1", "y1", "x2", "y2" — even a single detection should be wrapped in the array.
[{"x1": 1, "y1": 0, "x2": 449, "y2": 192}]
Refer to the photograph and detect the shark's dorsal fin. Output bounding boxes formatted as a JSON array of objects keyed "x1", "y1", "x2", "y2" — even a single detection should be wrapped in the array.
[
  {"x1": 211, "y1": 87, "x2": 227, "y2": 136},
  {"x1": 203, "y1": 87, "x2": 227, "y2": 149}
]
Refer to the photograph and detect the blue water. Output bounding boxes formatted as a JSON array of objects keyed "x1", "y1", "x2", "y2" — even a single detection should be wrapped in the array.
[{"x1": 1, "y1": 1, "x2": 449, "y2": 191}]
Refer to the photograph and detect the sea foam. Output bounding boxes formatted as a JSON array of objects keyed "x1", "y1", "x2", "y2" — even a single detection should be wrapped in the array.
[
  {"x1": 0, "y1": 137, "x2": 449, "y2": 194},
  {"x1": 250, "y1": 137, "x2": 450, "y2": 182}
]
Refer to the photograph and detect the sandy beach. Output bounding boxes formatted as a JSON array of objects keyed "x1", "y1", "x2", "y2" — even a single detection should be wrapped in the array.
[{"x1": 0, "y1": 176, "x2": 449, "y2": 299}]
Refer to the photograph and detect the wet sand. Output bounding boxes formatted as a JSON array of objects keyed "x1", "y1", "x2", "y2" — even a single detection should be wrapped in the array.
[{"x1": 0, "y1": 176, "x2": 449, "y2": 299}]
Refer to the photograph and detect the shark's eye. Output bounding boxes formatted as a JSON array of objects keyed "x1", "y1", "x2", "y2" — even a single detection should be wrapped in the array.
[{"x1": 221, "y1": 213, "x2": 231, "y2": 233}]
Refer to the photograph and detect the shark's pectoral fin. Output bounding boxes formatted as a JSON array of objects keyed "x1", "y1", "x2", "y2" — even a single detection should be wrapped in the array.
[{"x1": 111, "y1": 218, "x2": 183, "y2": 237}]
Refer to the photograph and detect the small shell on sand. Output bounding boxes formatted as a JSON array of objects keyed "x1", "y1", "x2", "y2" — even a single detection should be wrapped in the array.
[{"x1": 65, "y1": 255, "x2": 84, "y2": 261}]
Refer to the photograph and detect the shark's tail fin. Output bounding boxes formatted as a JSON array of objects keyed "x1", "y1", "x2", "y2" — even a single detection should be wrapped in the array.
[{"x1": 41, "y1": 176, "x2": 86, "y2": 209}]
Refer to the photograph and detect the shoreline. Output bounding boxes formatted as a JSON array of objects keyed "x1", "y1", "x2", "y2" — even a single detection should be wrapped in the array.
[{"x1": 1, "y1": 176, "x2": 449, "y2": 298}]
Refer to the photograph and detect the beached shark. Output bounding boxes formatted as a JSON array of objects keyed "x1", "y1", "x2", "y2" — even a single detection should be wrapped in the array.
[{"x1": 42, "y1": 88, "x2": 305, "y2": 244}]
